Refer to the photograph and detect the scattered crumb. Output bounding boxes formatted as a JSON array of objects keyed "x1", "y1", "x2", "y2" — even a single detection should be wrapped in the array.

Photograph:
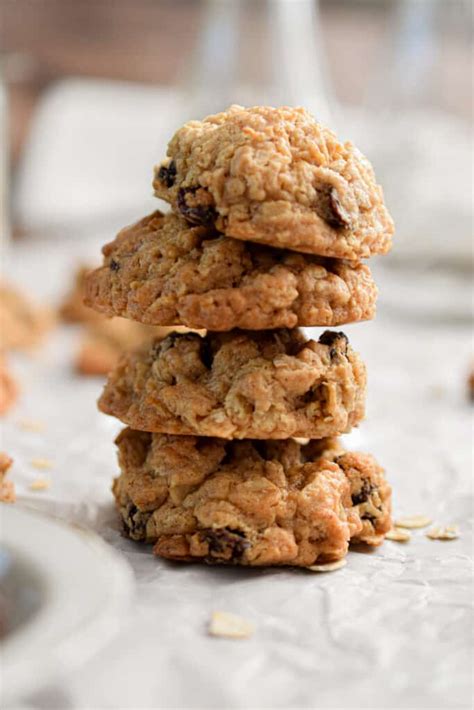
[
  {"x1": 209, "y1": 611, "x2": 255, "y2": 639},
  {"x1": 17, "y1": 417, "x2": 45, "y2": 432},
  {"x1": 395, "y1": 515, "x2": 432, "y2": 529},
  {"x1": 29, "y1": 476, "x2": 51, "y2": 491},
  {"x1": 385, "y1": 527, "x2": 411, "y2": 543},
  {"x1": 426, "y1": 525, "x2": 460, "y2": 540},
  {"x1": 0, "y1": 452, "x2": 15, "y2": 503},
  {"x1": 307, "y1": 559, "x2": 347, "y2": 572},
  {"x1": 30, "y1": 457, "x2": 53, "y2": 470},
  {"x1": 429, "y1": 384, "x2": 446, "y2": 399}
]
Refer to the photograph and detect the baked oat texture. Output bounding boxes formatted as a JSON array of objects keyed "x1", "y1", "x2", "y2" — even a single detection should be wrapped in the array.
[
  {"x1": 85, "y1": 211, "x2": 377, "y2": 331},
  {"x1": 99, "y1": 329, "x2": 366, "y2": 439},
  {"x1": 153, "y1": 105, "x2": 394, "y2": 259},
  {"x1": 0, "y1": 452, "x2": 15, "y2": 503},
  {"x1": 0, "y1": 281, "x2": 55, "y2": 351},
  {"x1": 113, "y1": 428, "x2": 391, "y2": 566}
]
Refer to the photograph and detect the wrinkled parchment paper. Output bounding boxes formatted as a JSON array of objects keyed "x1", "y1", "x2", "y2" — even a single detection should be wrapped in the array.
[{"x1": 3, "y1": 240, "x2": 473, "y2": 709}]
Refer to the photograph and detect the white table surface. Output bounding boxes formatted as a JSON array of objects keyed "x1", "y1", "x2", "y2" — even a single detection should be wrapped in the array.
[{"x1": 2, "y1": 237, "x2": 473, "y2": 710}]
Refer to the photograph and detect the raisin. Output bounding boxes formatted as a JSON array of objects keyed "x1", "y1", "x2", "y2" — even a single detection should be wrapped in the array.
[
  {"x1": 351, "y1": 479, "x2": 374, "y2": 506},
  {"x1": 110, "y1": 259, "x2": 120, "y2": 272},
  {"x1": 200, "y1": 339, "x2": 214, "y2": 369},
  {"x1": 157, "y1": 160, "x2": 177, "y2": 188},
  {"x1": 328, "y1": 189, "x2": 351, "y2": 228},
  {"x1": 122, "y1": 503, "x2": 149, "y2": 539},
  {"x1": 319, "y1": 330, "x2": 349, "y2": 360},
  {"x1": 201, "y1": 527, "x2": 250, "y2": 563},
  {"x1": 315, "y1": 185, "x2": 351, "y2": 229},
  {"x1": 177, "y1": 187, "x2": 217, "y2": 226}
]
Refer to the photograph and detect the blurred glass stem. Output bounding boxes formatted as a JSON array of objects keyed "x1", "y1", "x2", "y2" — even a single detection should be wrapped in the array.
[{"x1": 180, "y1": 0, "x2": 334, "y2": 123}]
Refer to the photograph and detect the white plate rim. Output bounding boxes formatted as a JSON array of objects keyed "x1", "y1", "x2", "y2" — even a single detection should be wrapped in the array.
[{"x1": 0, "y1": 504, "x2": 134, "y2": 705}]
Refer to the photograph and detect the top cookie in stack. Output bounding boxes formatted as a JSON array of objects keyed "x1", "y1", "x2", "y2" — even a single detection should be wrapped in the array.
[{"x1": 153, "y1": 105, "x2": 393, "y2": 260}]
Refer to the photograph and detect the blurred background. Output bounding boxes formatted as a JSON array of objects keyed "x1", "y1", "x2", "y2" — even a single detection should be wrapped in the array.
[{"x1": 0, "y1": 0, "x2": 473, "y2": 316}]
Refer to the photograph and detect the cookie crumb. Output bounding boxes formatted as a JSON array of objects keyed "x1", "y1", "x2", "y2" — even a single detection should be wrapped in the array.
[
  {"x1": 17, "y1": 418, "x2": 45, "y2": 432},
  {"x1": 31, "y1": 457, "x2": 53, "y2": 470},
  {"x1": 385, "y1": 527, "x2": 411, "y2": 542},
  {"x1": 307, "y1": 559, "x2": 347, "y2": 572},
  {"x1": 426, "y1": 525, "x2": 459, "y2": 540},
  {"x1": 0, "y1": 452, "x2": 15, "y2": 503},
  {"x1": 395, "y1": 515, "x2": 432, "y2": 529},
  {"x1": 209, "y1": 611, "x2": 254, "y2": 639},
  {"x1": 29, "y1": 476, "x2": 51, "y2": 491}
]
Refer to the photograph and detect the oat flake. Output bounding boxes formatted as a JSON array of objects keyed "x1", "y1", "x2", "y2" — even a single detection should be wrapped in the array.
[
  {"x1": 307, "y1": 559, "x2": 347, "y2": 572},
  {"x1": 29, "y1": 476, "x2": 51, "y2": 491},
  {"x1": 31, "y1": 457, "x2": 53, "y2": 470},
  {"x1": 395, "y1": 515, "x2": 432, "y2": 529},
  {"x1": 209, "y1": 611, "x2": 254, "y2": 639},
  {"x1": 385, "y1": 527, "x2": 411, "y2": 542},
  {"x1": 426, "y1": 525, "x2": 459, "y2": 540}
]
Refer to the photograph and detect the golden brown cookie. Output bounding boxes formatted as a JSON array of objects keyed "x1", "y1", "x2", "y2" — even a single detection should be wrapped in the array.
[
  {"x1": 99, "y1": 329, "x2": 366, "y2": 440},
  {"x1": 85, "y1": 211, "x2": 377, "y2": 331},
  {"x1": 153, "y1": 105, "x2": 394, "y2": 260},
  {"x1": 0, "y1": 282, "x2": 55, "y2": 351},
  {"x1": 113, "y1": 428, "x2": 391, "y2": 566}
]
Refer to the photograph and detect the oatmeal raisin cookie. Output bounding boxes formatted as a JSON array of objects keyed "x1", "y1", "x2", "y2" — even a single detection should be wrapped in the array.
[
  {"x1": 154, "y1": 105, "x2": 393, "y2": 259},
  {"x1": 113, "y1": 428, "x2": 391, "y2": 566},
  {"x1": 85, "y1": 211, "x2": 377, "y2": 330},
  {"x1": 99, "y1": 329, "x2": 366, "y2": 439}
]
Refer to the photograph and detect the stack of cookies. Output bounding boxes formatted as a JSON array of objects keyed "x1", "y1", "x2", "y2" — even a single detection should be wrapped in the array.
[{"x1": 85, "y1": 106, "x2": 394, "y2": 568}]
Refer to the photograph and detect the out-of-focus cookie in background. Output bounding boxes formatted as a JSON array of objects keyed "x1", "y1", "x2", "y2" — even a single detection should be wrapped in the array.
[
  {"x1": 59, "y1": 265, "x2": 196, "y2": 376},
  {"x1": 0, "y1": 281, "x2": 54, "y2": 415}
]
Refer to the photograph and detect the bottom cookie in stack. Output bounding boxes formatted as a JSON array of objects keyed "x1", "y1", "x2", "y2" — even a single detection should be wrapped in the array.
[{"x1": 113, "y1": 428, "x2": 391, "y2": 568}]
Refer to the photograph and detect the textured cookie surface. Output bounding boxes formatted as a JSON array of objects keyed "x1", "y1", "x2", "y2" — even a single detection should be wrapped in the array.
[
  {"x1": 113, "y1": 428, "x2": 391, "y2": 566},
  {"x1": 85, "y1": 211, "x2": 377, "y2": 331},
  {"x1": 99, "y1": 329, "x2": 366, "y2": 439},
  {"x1": 153, "y1": 105, "x2": 394, "y2": 259}
]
